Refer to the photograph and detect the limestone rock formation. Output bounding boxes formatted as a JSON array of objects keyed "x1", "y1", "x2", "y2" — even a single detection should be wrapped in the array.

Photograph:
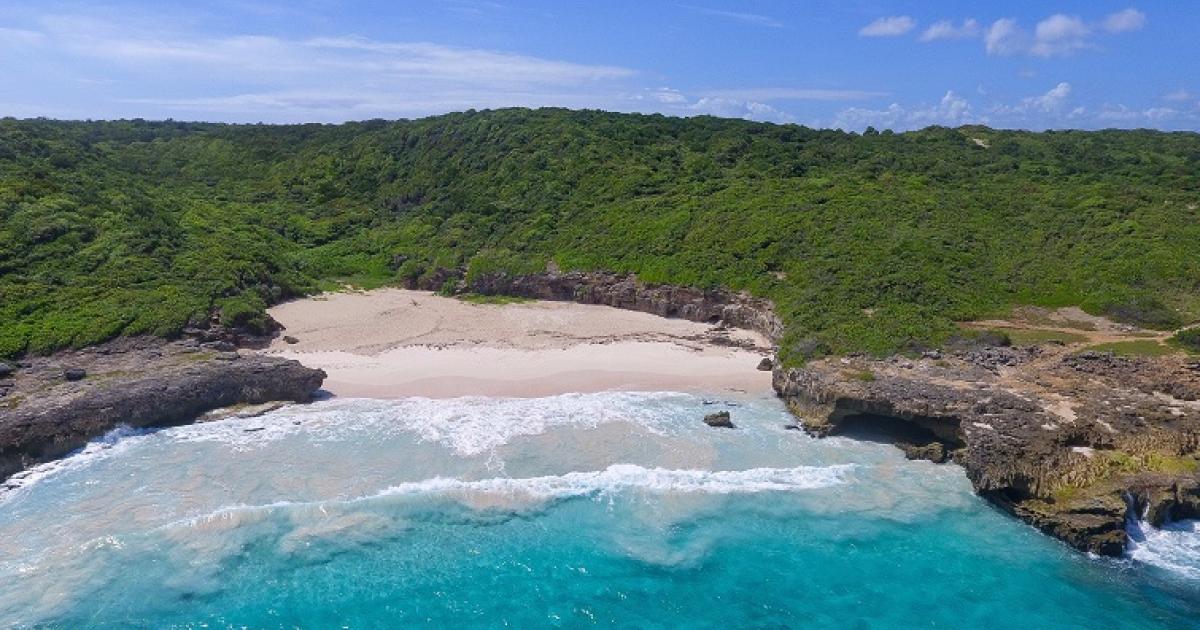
[
  {"x1": 0, "y1": 337, "x2": 325, "y2": 482},
  {"x1": 408, "y1": 269, "x2": 784, "y2": 342},
  {"x1": 773, "y1": 347, "x2": 1200, "y2": 556},
  {"x1": 704, "y1": 411, "x2": 735, "y2": 428}
]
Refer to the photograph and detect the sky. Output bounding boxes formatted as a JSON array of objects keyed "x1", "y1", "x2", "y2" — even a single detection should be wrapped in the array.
[{"x1": 0, "y1": 0, "x2": 1197, "y2": 131}]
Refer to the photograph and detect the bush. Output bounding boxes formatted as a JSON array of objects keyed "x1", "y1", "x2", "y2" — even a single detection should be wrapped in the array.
[
  {"x1": 1093, "y1": 295, "x2": 1182, "y2": 330},
  {"x1": 215, "y1": 293, "x2": 271, "y2": 335},
  {"x1": 1171, "y1": 328, "x2": 1200, "y2": 353}
]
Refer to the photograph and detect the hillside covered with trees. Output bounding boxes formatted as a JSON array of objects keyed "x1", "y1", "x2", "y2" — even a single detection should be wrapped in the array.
[{"x1": 1, "y1": 108, "x2": 1198, "y2": 361}]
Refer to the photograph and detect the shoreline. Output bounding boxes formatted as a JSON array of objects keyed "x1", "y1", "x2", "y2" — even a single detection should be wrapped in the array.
[{"x1": 261, "y1": 289, "x2": 774, "y2": 399}]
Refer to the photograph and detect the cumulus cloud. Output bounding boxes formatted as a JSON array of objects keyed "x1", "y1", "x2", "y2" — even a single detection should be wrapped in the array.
[
  {"x1": 624, "y1": 88, "x2": 793, "y2": 122},
  {"x1": 830, "y1": 82, "x2": 1196, "y2": 132},
  {"x1": 1023, "y1": 82, "x2": 1072, "y2": 111},
  {"x1": 833, "y1": 91, "x2": 980, "y2": 131},
  {"x1": 688, "y1": 97, "x2": 792, "y2": 122},
  {"x1": 859, "y1": 16, "x2": 916, "y2": 37},
  {"x1": 980, "y1": 9, "x2": 1144, "y2": 57},
  {"x1": 1102, "y1": 8, "x2": 1146, "y2": 33},
  {"x1": 1030, "y1": 14, "x2": 1091, "y2": 56},
  {"x1": 984, "y1": 18, "x2": 1029, "y2": 55},
  {"x1": 1095, "y1": 104, "x2": 1196, "y2": 126},
  {"x1": 918, "y1": 19, "x2": 980, "y2": 42}
]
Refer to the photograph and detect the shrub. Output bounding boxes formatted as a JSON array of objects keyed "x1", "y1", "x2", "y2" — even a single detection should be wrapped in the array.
[{"x1": 1171, "y1": 327, "x2": 1200, "y2": 353}]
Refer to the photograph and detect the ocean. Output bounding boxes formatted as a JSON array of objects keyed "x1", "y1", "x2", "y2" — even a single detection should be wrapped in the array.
[{"x1": 0, "y1": 392, "x2": 1197, "y2": 628}]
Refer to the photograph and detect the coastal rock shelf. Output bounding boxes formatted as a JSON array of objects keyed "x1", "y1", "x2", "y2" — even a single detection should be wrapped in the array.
[
  {"x1": 417, "y1": 269, "x2": 785, "y2": 342},
  {"x1": 0, "y1": 337, "x2": 325, "y2": 482},
  {"x1": 773, "y1": 347, "x2": 1200, "y2": 556}
]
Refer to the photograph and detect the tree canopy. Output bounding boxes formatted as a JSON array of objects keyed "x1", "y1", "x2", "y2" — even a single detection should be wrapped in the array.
[{"x1": 2, "y1": 109, "x2": 1198, "y2": 360}]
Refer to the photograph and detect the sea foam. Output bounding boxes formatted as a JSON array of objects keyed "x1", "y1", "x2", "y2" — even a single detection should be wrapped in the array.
[{"x1": 1127, "y1": 518, "x2": 1200, "y2": 581}]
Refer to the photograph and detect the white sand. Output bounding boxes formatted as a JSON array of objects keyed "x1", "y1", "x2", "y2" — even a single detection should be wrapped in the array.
[{"x1": 262, "y1": 289, "x2": 773, "y2": 398}]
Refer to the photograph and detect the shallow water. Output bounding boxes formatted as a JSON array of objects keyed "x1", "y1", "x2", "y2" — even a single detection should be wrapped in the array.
[{"x1": 0, "y1": 392, "x2": 1197, "y2": 627}]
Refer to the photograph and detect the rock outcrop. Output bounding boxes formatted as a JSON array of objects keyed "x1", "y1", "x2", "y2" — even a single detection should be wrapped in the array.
[
  {"x1": 773, "y1": 347, "x2": 1200, "y2": 556},
  {"x1": 704, "y1": 411, "x2": 735, "y2": 428},
  {"x1": 0, "y1": 337, "x2": 325, "y2": 482},
  {"x1": 408, "y1": 269, "x2": 785, "y2": 342}
]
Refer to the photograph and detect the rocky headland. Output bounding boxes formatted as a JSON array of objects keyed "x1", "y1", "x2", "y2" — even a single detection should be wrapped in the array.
[
  {"x1": 459, "y1": 271, "x2": 1200, "y2": 556},
  {"x1": 773, "y1": 344, "x2": 1200, "y2": 556},
  {"x1": 0, "y1": 336, "x2": 325, "y2": 483}
]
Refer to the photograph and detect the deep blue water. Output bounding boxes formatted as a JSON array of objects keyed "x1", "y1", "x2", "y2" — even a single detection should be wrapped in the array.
[{"x1": 0, "y1": 392, "x2": 1196, "y2": 628}]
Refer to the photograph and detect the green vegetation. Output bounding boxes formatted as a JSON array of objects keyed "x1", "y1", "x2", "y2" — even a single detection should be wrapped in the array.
[
  {"x1": 1080, "y1": 340, "x2": 1177, "y2": 357},
  {"x1": 1170, "y1": 327, "x2": 1200, "y2": 353},
  {"x1": 850, "y1": 369, "x2": 876, "y2": 382},
  {"x1": 456, "y1": 293, "x2": 533, "y2": 305},
  {"x1": 1104, "y1": 451, "x2": 1199, "y2": 475},
  {"x1": 1002, "y1": 329, "x2": 1089, "y2": 346},
  {"x1": 2, "y1": 109, "x2": 1199, "y2": 361}
]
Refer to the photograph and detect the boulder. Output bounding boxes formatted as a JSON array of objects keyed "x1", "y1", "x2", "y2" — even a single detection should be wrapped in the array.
[
  {"x1": 0, "y1": 362, "x2": 14, "y2": 378},
  {"x1": 756, "y1": 357, "x2": 774, "y2": 371},
  {"x1": 283, "y1": 335, "x2": 300, "y2": 344},
  {"x1": 900, "y1": 442, "x2": 947, "y2": 463},
  {"x1": 703, "y1": 411, "x2": 735, "y2": 428},
  {"x1": 63, "y1": 368, "x2": 86, "y2": 381}
]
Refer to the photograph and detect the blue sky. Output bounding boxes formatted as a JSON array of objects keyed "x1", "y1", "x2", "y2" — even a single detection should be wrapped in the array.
[{"x1": 0, "y1": 1, "x2": 1196, "y2": 130}]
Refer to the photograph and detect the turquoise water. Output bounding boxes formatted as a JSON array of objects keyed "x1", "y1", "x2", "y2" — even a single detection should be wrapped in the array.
[{"x1": 0, "y1": 392, "x2": 1197, "y2": 628}]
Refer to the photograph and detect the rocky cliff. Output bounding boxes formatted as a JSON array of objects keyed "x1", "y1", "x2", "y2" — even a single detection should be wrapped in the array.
[
  {"x1": 408, "y1": 269, "x2": 784, "y2": 342},
  {"x1": 0, "y1": 337, "x2": 325, "y2": 482},
  {"x1": 773, "y1": 346, "x2": 1200, "y2": 556}
]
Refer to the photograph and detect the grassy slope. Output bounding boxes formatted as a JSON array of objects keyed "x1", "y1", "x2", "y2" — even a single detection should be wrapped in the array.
[{"x1": 1, "y1": 109, "x2": 1198, "y2": 361}]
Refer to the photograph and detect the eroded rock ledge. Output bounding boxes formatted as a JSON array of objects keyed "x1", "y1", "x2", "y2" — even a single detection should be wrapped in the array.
[
  {"x1": 773, "y1": 347, "x2": 1200, "y2": 556},
  {"x1": 411, "y1": 269, "x2": 785, "y2": 342},
  {"x1": 0, "y1": 337, "x2": 325, "y2": 482}
]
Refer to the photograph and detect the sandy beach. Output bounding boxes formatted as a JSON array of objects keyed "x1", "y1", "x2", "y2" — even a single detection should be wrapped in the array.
[{"x1": 262, "y1": 289, "x2": 774, "y2": 398}]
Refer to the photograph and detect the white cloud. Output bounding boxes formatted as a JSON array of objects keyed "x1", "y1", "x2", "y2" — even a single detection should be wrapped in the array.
[
  {"x1": 1164, "y1": 89, "x2": 1195, "y2": 102},
  {"x1": 988, "y1": 83, "x2": 1075, "y2": 120},
  {"x1": 1030, "y1": 14, "x2": 1090, "y2": 57},
  {"x1": 0, "y1": 26, "x2": 45, "y2": 46},
  {"x1": 683, "y1": 5, "x2": 783, "y2": 28},
  {"x1": 1, "y1": 15, "x2": 645, "y2": 121},
  {"x1": 985, "y1": 18, "x2": 1028, "y2": 55},
  {"x1": 982, "y1": 9, "x2": 1143, "y2": 58},
  {"x1": 833, "y1": 90, "x2": 980, "y2": 131},
  {"x1": 859, "y1": 16, "x2": 916, "y2": 37},
  {"x1": 625, "y1": 88, "x2": 794, "y2": 123},
  {"x1": 1102, "y1": 8, "x2": 1146, "y2": 33},
  {"x1": 1094, "y1": 104, "x2": 1196, "y2": 126},
  {"x1": 699, "y1": 87, "x2": 887, "y2": 101},
  {"x1": 918, "y1": 19, "x2": 980, "y2": 42},
  {"x1": 835, "y1": 82, "x2": 1198, "y2": 132},
  {"x1": 690, "y1": 98, "x2": 792, "y2": 123},
  {"x1": 644, "y1": 87, "x2": 688, "y2": 104},
  {"x1": 1023, "y1": 82, "x2": 1072, "y2": 111}
]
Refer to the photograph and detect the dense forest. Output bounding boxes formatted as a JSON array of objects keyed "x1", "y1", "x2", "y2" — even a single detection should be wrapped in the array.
[{"x1": 1, "y1": 108, "x2": 1198, "y2": 361}]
